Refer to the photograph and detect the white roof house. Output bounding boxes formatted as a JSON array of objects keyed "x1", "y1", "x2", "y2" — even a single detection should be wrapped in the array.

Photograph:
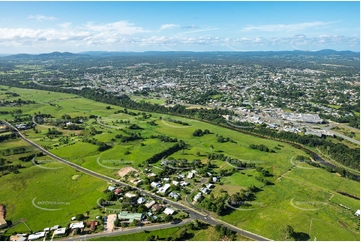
[
  {"x1": 180, "y1": 181, "x2": 189, "y2": 186},
  {"x1": 150, "y1": 181, "x2": 161, "y2": 188},
  {"x1": 145, "y1": 200, "x2": 156, "y2": 208},
  {"x1": 169, "y1": 192, "x2": 180, "y2": 199},
  {"x1": 163, "y1": 207, "x2": 175, "y2": 215},
  {"x1": 193, "y1": 193, "x2": 202, "y2": 202},
  {"x1": 200, "y1": 187, "x2": 211, "y2": 194},
  {"x1": 125, "y1": 192, "x2": 137, "y2": 198},
  {"x1": 355, "y1": 209, "x2": 361, "y2": 217},
  {"x1": 69, "y1": 222, "x2": 84, "y2": 229},
  {"x1": 158, "y1": 184, "x2": 171, "y2": 194},
  {"x1": 108, "y1": 186, "x2": 116, "y2": 191},
  {"x1": 137, "y1": 197, "x2": 146, "y2": 204},
  {"x1": 28, "y1": 232, "x2": 46, "y2": 241},
  {"x1": 187, "y1": 172, "x2": 194, "y2": 179},
  {"x1": 50, "y1": 225, "x2": 60, "y2": 230},
  {"x1": 53, "y1": 228, "x2": 66, "y2": 235}
]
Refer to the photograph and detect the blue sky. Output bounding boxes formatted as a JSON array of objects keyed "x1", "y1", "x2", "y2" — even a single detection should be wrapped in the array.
[{"x1": 0, "y1": 1, "x2": 359, "y2": 53}]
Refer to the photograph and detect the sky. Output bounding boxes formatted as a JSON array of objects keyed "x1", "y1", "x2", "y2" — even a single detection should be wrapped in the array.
[{"x1": 0, "y1": 1, "x2": 359, "y2": 54}]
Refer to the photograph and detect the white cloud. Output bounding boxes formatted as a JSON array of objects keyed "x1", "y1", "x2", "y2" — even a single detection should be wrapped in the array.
[
  {"x1": 59, "y1": 22, "x2": 72, "y2": 29},
  {"x1": 0, "y1": 21, "x2": 358, "y2": 52},
  {"x1": 27, "y1": 15, "x2": 57, "y2": 21},
  {"x1": 179, "y1": 28, "x2": 219, "y2": 35},
  {"x1": 83, "y1": 21, "x2": 149, "y2": 35},
  {"x1": 159, "y1": 24, "x2": 179, "y2": 31},
  {"x1": 242, "y1": 21, "x2": 335, "y2": 32}
]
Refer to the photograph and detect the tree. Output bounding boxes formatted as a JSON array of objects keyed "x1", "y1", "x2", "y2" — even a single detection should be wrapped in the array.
[
  {"x1": 75, "y1": 214, "x2": 85, "y2": 221},
  {"x1": 164, "y1": 215, "x2": 173, "y2": 222},
  {"x1": 281, "y1": 225, "x2": 294, "y2": 240},
  {"x1": 193, "y1": 219, "x2": 199, "y2": 229}
]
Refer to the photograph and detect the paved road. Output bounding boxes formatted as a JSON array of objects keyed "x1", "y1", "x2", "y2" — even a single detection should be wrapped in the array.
[
  {"x1": 330, "y1": 130, "x2": 360, "y2": 145},
  {"x1": 2, "y1": 120, "x2": 270, "y2": 241},
  {"x1": 321, "y1": 121, "x2": 360, "y2": 145},
  {"x1": 60, "y1": 218, "x2": 193, "y2": 241}
]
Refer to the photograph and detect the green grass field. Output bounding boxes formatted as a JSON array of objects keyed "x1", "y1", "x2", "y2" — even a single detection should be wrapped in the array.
[
  {"x1": 0, "y1": 85, "x2": 359, "y2": 240},
  {"x1": 0, "y1": 156, "x2": 107, "y2": 234}
]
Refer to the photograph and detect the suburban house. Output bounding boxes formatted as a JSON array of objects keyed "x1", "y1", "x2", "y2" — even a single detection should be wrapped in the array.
[
  {"x1": 200, "y1": 187, "x2": 211, "y2": 194},
  {"x1": 114, "y1": 188, "x2": 123, "y2": 195},
  {"x1": 206, "y1": 183, "x2": 214, "y2": 189},
  {"x1": 179, "y1": 181, "x2": 189, "y2": 186},
  {"x1": 69, "y1": 222, "x2": 85, "y2": 230},
  {"x1": 163, "y1": 207, "x2": 175, "y2": 215},
  {"x1": 145, "y1": 200, "x2": 156, "y2": 209},
  {"x1": 187, "y1": 172, "x2": 194, "y2": 179},
  {"x1": 50, "y1": 225, "x2": 60, "y2": 231},
  {"x1": 53, "y1": 228, "x2": 67, "y2": 236},
  {"x1": 151, "y1": 203, "x2": 163, "y2": 213},
  {"x1": 193, "y1": 192, "x2": 203, "y2": 202},
  {"x1": 28, "y1": 232, "x2": 46, "y2": 241},
  {"x1": 118, "y1": 211, "x2": 144, "y2": 223},
  {"x1": 9, "y1": 234, "x2": 27, "y2": 241},
  {"x1": 130, "y1": 179, "x2": 142, "y2": 185},
  {"x1": 124, "y1": 192, "x2": 137, "y2": 198},
  {"x1": 168, "y1": 191, "x2": 180, "y2": 200},
  {"x1": 150, "y1": 181, "x2": 161, "y2": 188},
  {"x1": 86, "y1": 221, "x2": 98, "y2": 231},
  {"x1": 137, "y1": 197, "x2": 146, "y2": 204},
  {"x1": 107, "y1": 186, "x2": 116, "y2": 192},
  {"x1": 157, "y1": 183, "x2": 171, "y2": 194}
]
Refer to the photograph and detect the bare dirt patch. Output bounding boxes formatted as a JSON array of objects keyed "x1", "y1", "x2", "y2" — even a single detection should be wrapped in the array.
[
  {"x1": 107, "y1": 214, "x2": 117, "y2": 232},
  {"x1": 118, "y1": 166, "x2": 138, "y2": 177}
]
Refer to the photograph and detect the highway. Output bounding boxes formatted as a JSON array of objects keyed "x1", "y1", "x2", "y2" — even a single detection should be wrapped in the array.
[{"x1": 2, "y1": 120, "x2": 271, "y2": 241}]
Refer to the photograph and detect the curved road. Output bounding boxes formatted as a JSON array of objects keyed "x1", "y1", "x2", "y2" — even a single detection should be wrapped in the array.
[{"x1": 2, "y1": 120, "x2": 270, "y2": 241}]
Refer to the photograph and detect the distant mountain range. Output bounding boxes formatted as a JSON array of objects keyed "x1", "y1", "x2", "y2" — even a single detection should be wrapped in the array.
[{"x1": 0, "y1": 49, "x2": 359, "y2": 59}]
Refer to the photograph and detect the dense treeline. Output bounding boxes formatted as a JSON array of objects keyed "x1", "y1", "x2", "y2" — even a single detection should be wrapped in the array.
[
  {"x1": 162, "y1": 117, "x2": 189, "y2": 126},
  {"x1": 115, "y1": 133, "x2": 143, "y2": 143},
  {"x1": 0, "y1": 133, "x2": 17, "y2": 142},
  {"x1": 249, "y1": 144, "x2": 274, "y2": 153},
  {"x1": 2, "y1": 147, "x2": 27, "y2": 156},
  {"x1": 192, "y1": 129, "x2": 211, "y2": 137},
  {"x1": 150, "y1": 134, "x2": 178, "y2": 142},
  {"x1": 0, "y1": 158, "x2": 23, "y2": 175},
  {"x1": 144, "y1": 141, "x2": 186, "y2": 164}
]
